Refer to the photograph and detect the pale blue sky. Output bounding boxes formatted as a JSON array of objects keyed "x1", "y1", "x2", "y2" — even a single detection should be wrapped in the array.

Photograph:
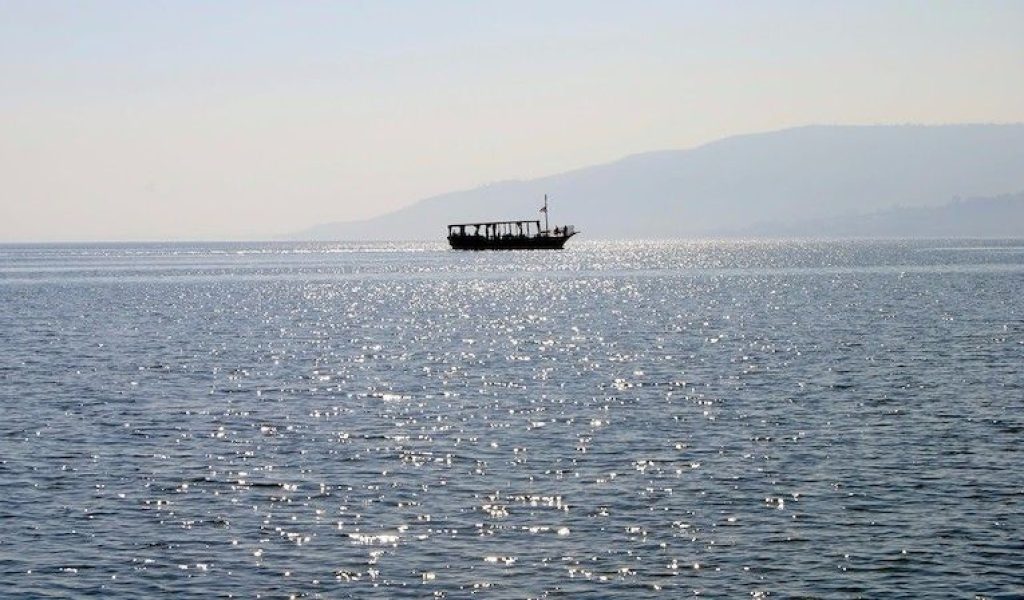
[{"x1": 2, "y1": 1, "x2": 1022, "y2": 241}]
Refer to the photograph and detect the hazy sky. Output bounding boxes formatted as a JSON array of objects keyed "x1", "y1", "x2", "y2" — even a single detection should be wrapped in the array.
[{"x1": 2, "y1": 1, "x2": 1023, "y2": 242}]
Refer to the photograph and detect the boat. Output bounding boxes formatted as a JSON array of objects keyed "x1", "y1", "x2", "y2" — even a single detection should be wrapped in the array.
[{"x1": 447, "y1": 195, "x2": 578, "y2": 250}]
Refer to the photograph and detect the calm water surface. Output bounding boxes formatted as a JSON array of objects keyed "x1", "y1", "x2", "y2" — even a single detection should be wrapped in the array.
[{"x1": 1, "y1": 240, "x2": 1022, "y2": 598}]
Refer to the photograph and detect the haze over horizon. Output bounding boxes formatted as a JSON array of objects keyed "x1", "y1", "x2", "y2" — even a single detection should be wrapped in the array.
[{"x1": 3, "y1": 1, "x2": 1024, "y2": 242}]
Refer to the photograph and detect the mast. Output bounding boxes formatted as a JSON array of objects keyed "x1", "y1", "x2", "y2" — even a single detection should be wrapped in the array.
[{"x1": 542, "y1": 194, "x2": 550, "y2": 232}]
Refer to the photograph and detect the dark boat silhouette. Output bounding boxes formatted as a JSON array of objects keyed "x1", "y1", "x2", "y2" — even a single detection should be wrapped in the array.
[{"x1": 447, "y1": 195, "x2": 578, "y2": 250}]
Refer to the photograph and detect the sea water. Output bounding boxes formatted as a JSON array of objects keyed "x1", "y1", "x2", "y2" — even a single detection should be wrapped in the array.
[{"x1": 1, "y1": 240, "x2": 1021, "y2": 598}]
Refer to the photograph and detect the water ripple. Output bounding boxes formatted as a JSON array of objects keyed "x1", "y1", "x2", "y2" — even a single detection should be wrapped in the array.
[{"x1": 1, "y1": 240, "x2": 1021, "y2": 598}]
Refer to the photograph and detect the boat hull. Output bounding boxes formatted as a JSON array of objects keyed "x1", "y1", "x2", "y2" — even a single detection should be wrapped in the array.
[{"x1": 448, "y1": 233, "x2": 576, "y2": 250}]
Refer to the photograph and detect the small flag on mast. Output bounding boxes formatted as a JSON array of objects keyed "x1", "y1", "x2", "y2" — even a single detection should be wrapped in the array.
[{"x1": 540, "y1": 194, "x2": 548, "y2": 212}]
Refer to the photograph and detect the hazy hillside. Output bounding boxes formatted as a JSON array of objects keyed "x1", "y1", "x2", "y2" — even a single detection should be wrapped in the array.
[
  {"x1": 293, "y1": 124, "x2": 1024, "y2": 240},
  {"x1": 746, "y1": 191, "x2": 1024, "y2": 238}
]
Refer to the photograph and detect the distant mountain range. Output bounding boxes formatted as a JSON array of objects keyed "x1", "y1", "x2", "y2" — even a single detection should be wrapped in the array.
[
  {"x1": 743, "y1": 191, "x2": 1024, "y2": 238},
  {"x1": 292, "y1": 124, "x2": 1024, "y2": 240}
]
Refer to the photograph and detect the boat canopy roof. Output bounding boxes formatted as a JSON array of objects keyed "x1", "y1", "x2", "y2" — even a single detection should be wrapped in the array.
[{"x1": 447, "y1": 220, "x2": 541, "y2": 228}]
